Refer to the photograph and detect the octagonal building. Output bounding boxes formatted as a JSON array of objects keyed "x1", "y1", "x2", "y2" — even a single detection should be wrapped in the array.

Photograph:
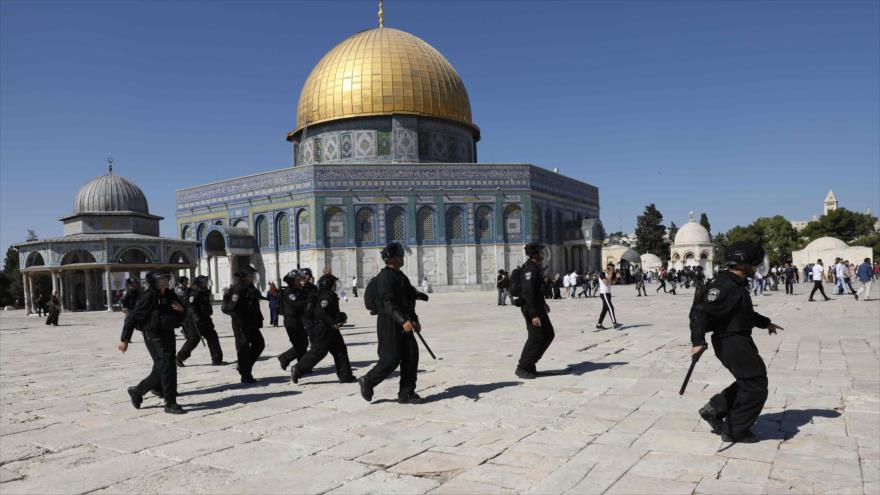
[{"x1": 176, "y1": 24, "x2": 603, "y2": 293}]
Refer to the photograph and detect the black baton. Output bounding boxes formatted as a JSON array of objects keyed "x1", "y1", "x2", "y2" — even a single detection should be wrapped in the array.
[
  {"x1": 414, "y1": 330, "x2": 436, "y2": 360},
  {"x1": 679, "y1": 347, "x2": 706, "y2": 395}
]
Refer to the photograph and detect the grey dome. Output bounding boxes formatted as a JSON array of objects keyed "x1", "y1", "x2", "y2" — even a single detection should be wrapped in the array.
[
  {"x1": 622, "y1": 248, "x2": 641, "y2": 263},
  {"x1": 74, "y1": 173, "x2": 149, "y2": 214}
]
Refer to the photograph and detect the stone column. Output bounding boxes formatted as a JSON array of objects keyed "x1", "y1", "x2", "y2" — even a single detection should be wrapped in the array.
[
  {"x1": 104, "y1": 266, "x2": 113, "y2": 312},
  {"x1": 22, "y1": 274, "x2": 32, "y2": 314},
  {"x1": 58, "y1": 271, "x2": 66, "y2": 311},
  {"x1": 84, "y1": 270, "x2": 92, "y2": 311},
  {"x1": 189, "y1": 267, "x2": 195, "y2": 281},
  {"x1": 51, "y1": 270, "x2": 58, "y2": 295}
]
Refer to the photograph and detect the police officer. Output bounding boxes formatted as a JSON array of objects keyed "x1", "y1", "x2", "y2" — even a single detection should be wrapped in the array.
[
  {"x1": 177, "y1": 275, "x2": 225, "y2": 366},
  {"x1": 118, "y1": 269, "x2": 187, "y2": 414},
  {"x1": 291, "y1": 274, "x2": 356, "y2": 384},
  {"x1": 690, "y1": 241, "x2": 784, "y2": 443},
  {"x1": 277, "y1": 269, "x2": 309, "y2": 371},
  {"x1": 227, "y1": 266, "x2": 265, "y2": 383},
  {"x1": 174, "y1": 276, "x2": 189, "y2": 301},
  {"x1": 44, "y1": 292, "x2": 61, "y2": 326},
  {"x1": 121, "y1": 277, "x2": 142, "y2": 314},
  {"x1": 298, "y1": 268, "x2": 318, "y2": 342},
  {"x1": 516, "y1": 242, "x2": 554, "y2": 379},
  {"x1": 359, "y1": 242, "x2": 427, "y2": 404}
]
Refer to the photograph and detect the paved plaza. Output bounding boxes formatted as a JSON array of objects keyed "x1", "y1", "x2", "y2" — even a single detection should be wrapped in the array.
[{"x1": 1, "y1": 283, "x2": 878, "y2": 494}]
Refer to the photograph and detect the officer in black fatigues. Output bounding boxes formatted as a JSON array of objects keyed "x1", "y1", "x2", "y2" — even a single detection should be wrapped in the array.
[
  {"x1": 118, "y1": 269, "x2": 187, "y2": 414},
  {"x1": 690, "y1": 241, "x2": 784, "y2": 443},
  {"x1": 359, "y1": 242, "x2": 427, "y2": 404},
  {"x1": 291, "y1": 274, "x2": 356, "y2": 384},
  {"x1": 277, "y1": 269, "x2": 310, "y2": 371},
  {"x1": 515, "y1": 242, "x2": 554, "y2": 379},
  {"x1": 177, "y1": 275, "x2": 225, "y2": 366},
  {"x1": 44, "y1": 293, "x2": 61, "y2": 326},
  {"x1": 227, "y1": 266, "x2": 265, "y2": 383}
]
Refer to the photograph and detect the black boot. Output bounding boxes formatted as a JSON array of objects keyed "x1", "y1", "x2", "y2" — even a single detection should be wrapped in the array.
[
  {"x1": 698, "y1": 403, "x2": 724, "y2": 434},
  {"x1": 398, "y1": 392, "x2": 422, "y2": 404},
  {"x1": 290, "y1": 365, "x2": 302, "y2": 384},
  {"x1": 358, "y1": 376, "x2": 374, "y2": 402},
  {"x1": 515, "y1": 367, "x2": 537, "y2": 379},
  {"x1": 127, "y1": 387, "x2": 143, "y2": 410},
  {"x1": 164, "y1": 403, "x2": 187, "y2": 415}
]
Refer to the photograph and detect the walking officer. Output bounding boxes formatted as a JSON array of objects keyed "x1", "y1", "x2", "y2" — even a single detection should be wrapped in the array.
[
  {"x1": 291, "y1": 274, "x2": 356, "y2": 384},
  {"x1": 277, "y1": 269, "x2": 309, "y2": 371},
  {"x1": 690, "y1": 241, "x2": 784, "y2": 443},
  {"x1": 515, "y1": 242, "x2": 554, "y2": 379},
  {"x1": 226, "y1": 266, "x2": 265, "y2": 383},
  {"x1": 177, "y1": 275, "x2": 226, "y2": 366},
  {"x1": 359, "y1": 242, "x2": 428, "y2": 404},
  {"x1": 118, "y1": 269, "x2": 187, "y2": 414}
]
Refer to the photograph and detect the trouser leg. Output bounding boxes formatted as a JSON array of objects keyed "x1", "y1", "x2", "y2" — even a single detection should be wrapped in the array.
[
  {"x1": 135, "y1": 334, "x2": 162, "y2": 397},
  {"x1": 279, "y1": 322, "x2": 308, "y2": 368},
  {"x1": 724, "y1": 375, "x2": 768, "y2": 439},
  {"x1": 138, "y1": 330, "x2": 177, "y2": 405},
  {"x1": 845, "y1": 279, "x2": 857, "y2": 294},
  {"x1": 864, "y1": 280, "x2": 873, "y2": 299},
  {"x1": 297, "y1": 335, "x2": 329, "y2": 373},
  {"x1": 599, "y1": 294, "x2": 616, "y2": 324},
  {"x1": 247, "y1": 327, "x2": 264, "y2": 374},
  {"x1": 363, "y1": 320, "x2": 402, "y2": 388},
  {"x1": 398, "y1": 332, "x2": 419, "y2": 398},
  {"x1": 200, "y1": 324, "x2": 223, "y2": 362},
  {"x1": 328, "y1": 329, "x2": 354, "y2": 380},
  {"x1": 497, "y1": 289, "x2": 504, "y2": 305},
  {"x1": 518, "y1": 311, "x2": 552, "y2": 370},
  {"x1": 176, "y1": 322, "x2": 200, "y2": 362},
  {"x1": 231, "y1": 322, "x2": 248, "y2": 375}
]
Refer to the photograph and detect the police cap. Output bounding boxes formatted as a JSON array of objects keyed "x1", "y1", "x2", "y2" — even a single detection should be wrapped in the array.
[
  {"x1": 725, "y1": 241, "x2": 765, "y2": 267},
  {"x1": 177, "y1": 276, "x2": 189, "y2": 285},
  {"x1": 283, "y1": 269, "x2": 304, "y2": 285},
  {"x1": 381, "y1": 242, "x2": 405, "y2": 261},
  {"x1": 235, "y1": 265, "x2": 257, "y2": 278},
  {"x1": 524, "y1": 242, "x2": 545, "y2": 257},
  {"x1": 317, "y1": 274, "x2": 338, "y2": 291},
  {"x1": 193, "y1": 275, "x2": 211, "y2": 287},
  {"x1": 145, "y1": 269, "x2": 172, "y2": 285}
]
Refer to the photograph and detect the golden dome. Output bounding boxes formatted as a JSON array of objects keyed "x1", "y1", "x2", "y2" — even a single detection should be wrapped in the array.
[{"x1": 290, "y1": 27, "x2": 477, "y2": 138}]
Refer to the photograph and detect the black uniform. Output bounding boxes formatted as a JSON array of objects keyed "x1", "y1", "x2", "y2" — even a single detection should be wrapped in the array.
[
  {"x1": 228, "y1": 283, "x2": 265, "y2": 379},
  {"x1": 277, "y1": 285, "x2": 309, "y2": 370},
  {"x1": 35, "y1": 294, "x2": 45, "y2": 316},
  {"x1": 121, "y1": 287, "x2": 184, "y2": 406},
  {"x1": 690, "y1": 270, "x2": 771, "y2": 441},
  {"x1": 294, "y1": 287, "x2": 354, "y2": 381},
  {"x1": 44, "y1": 295, "x2": 61, "y2": 326},
  {"x1": 517, "y1": 259, "x2": 555, "y2": 374},
  {"x1": 177, "y1": 287, "x2": 224, "y2": 365},
  {"x1": 361, "y1": 267, "x2": 421, "y2": 399}
]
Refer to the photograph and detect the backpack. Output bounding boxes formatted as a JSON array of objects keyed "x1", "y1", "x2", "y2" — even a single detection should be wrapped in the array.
[
  {"x1": 508, "y1": 265, "x2": 525, "y2": 305},
  {"x1": 221, "y1": 289, "x2": 235, "y2": 315},
  {"x1": 363, "y1": 275, "x2": 379, "y2": 315}
]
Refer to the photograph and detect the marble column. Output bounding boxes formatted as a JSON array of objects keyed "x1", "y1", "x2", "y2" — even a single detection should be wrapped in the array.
[
  {"x1": 84, "y1": 270, "x2": 92, "y2": 311},
  {"x1": 51, "y1": 270, "x2": 58, "y2": 295},
  {"x1": 104, "y1": 266, "x2": 113, "y2": 312},
  {"x1": 22, "y1": 274, "x2": 32, "y2": 314},
  {"x1": 59, "y1": 272, "x2": 66, "y2": 311}
]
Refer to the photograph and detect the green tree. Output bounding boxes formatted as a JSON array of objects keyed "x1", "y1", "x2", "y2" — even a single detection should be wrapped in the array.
[
  {"x1": 668, "y1": 222, "x2": 679, "y2": 244},
  {"x1": 0, "y1": 247, "x2": 22, "y2": 307},
  {"x1": 699, "y1": 213, "x2": 711, "y2": 236},
  {"x1": 726, "y1": 215, "x2": 799, "y2": 266},
  {"x1": 851, "y1": 233, "x2": 880, "y2": 262},
  {"x1": 635, "y1": 204, "x2": 669, "y2": 259},
  {"x1": 802, "y1": 208, "x2": 876, "y2": 242},
  {"x1": 713, "y1": 233, "x2": 729, "y2": 266}
]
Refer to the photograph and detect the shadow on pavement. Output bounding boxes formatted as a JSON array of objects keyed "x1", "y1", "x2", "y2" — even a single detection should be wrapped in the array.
[
  {"x1": 423, "y1": 381, "x2": 521, "y2": 403},
  {"x1": 540, "y1": 361, "x2": 627, "y2": 376},
  {"x1": 188, "y1": 390, "x2": 300, "y2": 411},
  {"x1": 754, "y1": 408, "x2": 842, "y2": 440}
]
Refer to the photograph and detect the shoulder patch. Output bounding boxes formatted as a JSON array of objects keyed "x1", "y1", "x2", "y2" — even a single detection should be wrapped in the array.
[
  {"x1": 525, "y1": 272, "x2": 532, "y2": 281},
  {"x1": 189, "y1": 296, "x2": 194, "y2": 303},
  {"x1": 231, "y1": 294, "x2": 239, "y2": 303},
  {"x1": 288, "y1": 294, "x2": 296, "y2": 301},
  {"x1": 707, "y1": 288, "x2": 721, "y2": 302},
  {"x1": 320, "y1": 299, "x2": 329, "y2": 308}
]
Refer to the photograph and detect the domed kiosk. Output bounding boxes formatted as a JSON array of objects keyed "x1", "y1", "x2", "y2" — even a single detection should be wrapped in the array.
[
  {"x1": 14, "y1": 162, "x2": 197, "y2": 313},
  {"x1": 792, "y1": 236, "x2": 872, "y2": 269},
  {"x1": 670, "y1": 212, "x2": 714, "y2": 272},
  {"x1": 176, "y1": 11, "x2": 603, "y2": 292}
]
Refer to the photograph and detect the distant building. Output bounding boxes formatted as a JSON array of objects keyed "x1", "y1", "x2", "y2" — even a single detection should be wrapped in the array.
[
  {"x1": 669, "y1": 212, "x2": 714, "y2": 272},
  {"x1": 790, "y1": 189, "x2": 838, "y2": 232},
  {"x1": 792, "y1": 237, "x2": 872, "y2": 268}
]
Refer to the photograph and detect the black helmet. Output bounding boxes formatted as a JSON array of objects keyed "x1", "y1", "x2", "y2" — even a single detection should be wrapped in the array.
[
  {"x1": 317, "y1": 274, "x2": 338, "y2": 291},
  {"x1": 193, "y1": 275, "x2": 210, "y2": 288},
  {"x1": 283, "y1": 269, "x2": 304, "y2": 286},
  {"x1": 177, "y1": 276, "x2": 189, "y2": 285},
  {"x1": 145, "y1": 269, "x2": 172, "y2": 286},
  {"x1": 381, "y1": 242, "x2": 405, "y2": 261},
  {"x1": 524, "y1": 242, "x2": 545, "y2": 257},
  {"x1": 235, "y1": 265, "x2": 257, "y2": 278},
  {"x1": 300, "y1": 267, "x2": 313, "y2": 279},
  {"x1": 725, "y1": 241, "x2": 765, "y2": 267},
  {"x1": 125, "y1": 277, "x2": 140, "y2": 286}
]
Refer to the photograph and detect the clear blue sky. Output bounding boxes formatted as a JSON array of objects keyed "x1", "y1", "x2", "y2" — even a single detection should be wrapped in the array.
[{"x1": 2, "y1": 0, "x2": 878, "y2": 251}]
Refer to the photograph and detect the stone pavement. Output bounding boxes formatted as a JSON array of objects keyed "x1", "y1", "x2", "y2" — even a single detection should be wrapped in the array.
[{"x1": 1, "y1": 283, "x2": 878, "y2": 494}]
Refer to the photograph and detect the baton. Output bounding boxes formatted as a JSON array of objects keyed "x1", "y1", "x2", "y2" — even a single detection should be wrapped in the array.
[
  {"x1": 679, "y1": 347, "x2": 706, "y2": 395},
  {"x1": 414, "y1": 329, "x2": 436, "y2": 360}
]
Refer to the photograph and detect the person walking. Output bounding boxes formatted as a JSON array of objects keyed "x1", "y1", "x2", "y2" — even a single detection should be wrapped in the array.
[
  {"x1": 351, "y1": 276, "x2": 358, "y2": 298},
  {"x1": 656, "y1": 267, "x2": 668, "y2": 294},
  {"x1": 44, "y1": 292, "x2": 61, "y2": 326},
  {"x1": 568, "y1": 270, "x2": 578, "y2": 298},
  {"x1": 514, "y1": 242, "x2": 554, "y2": 379},
  {"x1": 843, "y1": 261, "x2": 859, "y2": 299},
  {"x1": 809, "y1": 259, "x2": 831, "y2": 301},
  {"x1": 267, "y1": 282, "x2": 280, "y2": 326},
  {"x1": 856, "y1": 258, "x2": 873, "y2": 301},
  {"x1": 783, "y1": 262, "x2": 797, "y2": 295},
  {"x1": 225, "y1": 266, "x2": 265, "y2": 383},
  {"x1": 690, "y1": 241, "x2": 783, "y2": 443},
  {"x1": 596, "y1": 263, "x2": 622, "y2": 329},
  {"x1": 496, "y1": 270, "x2": 510, "y2": 306},
  {"x1": 634, "y1": 266, "x2": 648, "y2": 296},
  {"x1": 177, "y1": 275, "x2": 226, "y2": 367}
]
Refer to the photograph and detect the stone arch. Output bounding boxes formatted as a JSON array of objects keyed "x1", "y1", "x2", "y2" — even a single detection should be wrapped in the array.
[
  {"x1": 503, "y1": 205, "x2": 522, "y2": 243},
  {"x1": 60, "y1": 249, "x2": 95, "y2": 265},
  {"x1": 255, "y1": 215, "x2": 269, "y2": 248},
  {"x1": 356, "y1": 207, "x2": 376, "y2": 245},
  {"x1": 181, "y1": 225, "x2": 191, "y2": 241},
  {"x1": 117, "y1": 247, "x2": 153, "y2": 264},
  {"x1": 25, "y1": 251, "x2": 45, "y2": 267},
  {"x1": 214, "y1": 219, "x2": 223, "y2": 226},
  {"x1": 275, "y1": 212, "x2": 290, "y2": 247},
  {"x1": 204, "y1": 230, "x2": 226, "y2": 255},
  {"x1": 324, "y1": 207, "x2": 345, "y2": 246},
  {"x1": 386, "y1": 206, "x2": 406, "y2": 243},
  {"x1": 446, "y1": 206, "x2": 465, "y2": 242},
  {"x1": 416, "y1": 206, "x2": 436, "y2": 244},
  {"x1": 196, "y1": 223, "x2": 207, "y2": 242},
  {"x1": 169, "y1": 250, "x2": 191, "y2": 264},
  {"x1": 296, "y1": 209, "x2": 310, "y2": 246},
  {"x1": 475, "y1": 205, "x2": 493, "y2": 243},
  {"x1": 232, "y1": 218, "x2": 249, "y2": 230}
]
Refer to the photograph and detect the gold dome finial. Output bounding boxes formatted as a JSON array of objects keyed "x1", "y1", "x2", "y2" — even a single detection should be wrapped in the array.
[{"x1": 378, "y1": 0, "x2": 384, "y2": 28}]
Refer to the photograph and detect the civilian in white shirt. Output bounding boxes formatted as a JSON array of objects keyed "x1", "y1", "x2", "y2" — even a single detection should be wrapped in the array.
[
  {"x1": 596, "y1": 263, "x2": 622, "y2": 330},
  {"x1": 562, "y1": 273, "x2": 571, "y2": 298},
  {"x1": 569, "y1": 271, "x2": 578, "y2": 298},
  {"x1": 809, "y1": 259, "x2": 831, "y2": 302},
  {"x1": 351, "y1": 276, "x2": 358, "y2": 298}
]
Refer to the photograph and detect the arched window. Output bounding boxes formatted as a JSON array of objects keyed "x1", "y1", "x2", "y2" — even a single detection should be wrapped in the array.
[
  {"x1": 446, "y1": 206, "x2": 465, "y2": 242},
  {"x1": 232, "y1": 218, "x2": 249, "y2": 230},
  {"x1": 386, "y1": 206, "x2": 405, "y2": 242},
  {"x1": 476, "y1": 205, "x2": 493, "y2": 242},
  {"x1": 181, "y1": 225, "x2": 191, "y2": 241},
  {"x1": 276, "y1": 212, "x2": 289, "y2": 247},
  {"x1": 214, "y1": 219, "x2": 224, "y2": 226},
  {"x1": 118, "y1": 248, "x2": 152, "y2": 264},
  {"x1": 504, "y1": 205, "x2": 522, "y2": 243},
  {"x1": 196, "y1": 223, "x2": 207, "y2": 242},
  {"x1": 297, "y1": 209, "x2": 310, "y2": 245},
  {"x1": 356, "y1": 208, "x2": 375, "y2": 244},
  {"x1": 61, "y1": 249, "x2": 96, "y2": 265},
  {"x1": 324, "y1": 207, "x2": 345, "y2": 246},
  {"x1": 255, "y1": 216, "x2": 269, "y2": 248},
  {"x1": 416, "y1": 207, "x2": 435, "y2": 243},
  {"x1": 25, "y1": 252, "x2": 45, "y2": 267}
]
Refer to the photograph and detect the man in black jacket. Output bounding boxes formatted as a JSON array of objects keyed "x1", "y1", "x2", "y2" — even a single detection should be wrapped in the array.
[
  {"x1": 291, "y1": 274, "x2": 356, "y2": 384},
  {"x1": 177, "y1": 275, "x2": 225, "y2": 367},
  {"x1": 359, "y1": 242, "x2": 428, "y2": 404},
  {"x1": 277, "y1": 269, "x2": 310, "y2": 371},
  {"x1": 227, "y1": 266, "x2": 265, "y2": 384},
  {"x1": 689, "y1": 241, "x2": 784, "y2": 443},
  {"x1": 516, "y1": 242, "x2": 554, "y2": 379},
  {"x1": 118, "y1": 269, "x2": 187, "y2": 414},
  {"x1": 496, "y1": 270, "x2": 510, "y2": 306}
]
